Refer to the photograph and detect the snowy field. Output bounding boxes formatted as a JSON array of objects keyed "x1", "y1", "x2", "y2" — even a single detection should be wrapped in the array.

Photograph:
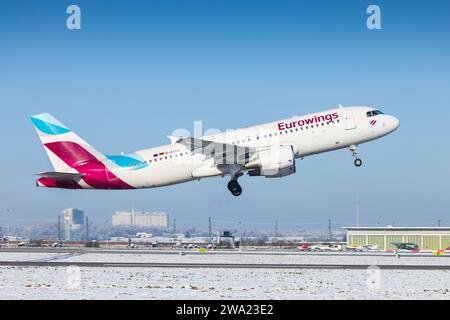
[
  {"x1": 0, "y1": 250, "x2": 449, "y2": 299},
  {"x1": 1, "y1": 266, "x2": 450, "y2": 299}
]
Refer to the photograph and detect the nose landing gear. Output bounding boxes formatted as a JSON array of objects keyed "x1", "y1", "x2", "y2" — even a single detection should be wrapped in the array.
[
  {"x1": 349, "y1": 145, "x2": 362, "y2": 167},
  {"x1": 227, "y1": 179, "x2": 242, "y2": 196}
]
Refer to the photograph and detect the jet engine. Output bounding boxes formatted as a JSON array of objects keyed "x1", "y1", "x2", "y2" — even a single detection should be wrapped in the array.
[{"x1": 245, "y1": 145, "x2": 296, "y2": 178}]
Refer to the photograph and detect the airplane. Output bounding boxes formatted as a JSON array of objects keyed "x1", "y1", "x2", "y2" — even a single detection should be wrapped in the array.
[
  {"x1": 391, "y1": 242, "x2": 419, "y2": 251},
  {"x1": 31, "y1": 105, "x2": 399, "y2": 196}
]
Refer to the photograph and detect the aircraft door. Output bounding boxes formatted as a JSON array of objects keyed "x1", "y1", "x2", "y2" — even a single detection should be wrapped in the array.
[{"x1": 342, "y1": 109, "x2": 357, "y2": 130}]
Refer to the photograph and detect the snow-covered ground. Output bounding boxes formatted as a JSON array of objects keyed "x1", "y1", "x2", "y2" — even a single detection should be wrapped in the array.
[
  {"x1": 0, "y1": 266, "x2": 449, "y2": 299},
  {"x1": 0, "y1": 250, "x2": 449, "y2": 299}
]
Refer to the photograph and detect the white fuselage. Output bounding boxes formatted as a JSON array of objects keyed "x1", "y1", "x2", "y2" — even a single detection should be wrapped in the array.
[{"x1": 99, "y1": 106, "x2": 399, "y2": 189}]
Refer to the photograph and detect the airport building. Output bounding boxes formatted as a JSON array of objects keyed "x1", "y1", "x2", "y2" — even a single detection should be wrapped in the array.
[
  {"x1": 112, "y1": 210, "x2": 168, "y2": 228},
  {"x1": 343, "y1": 227, "x2": 450, "y2": 251},
  {"x1": 62, "y1": 208, "x2": 85, "y2": 241}
]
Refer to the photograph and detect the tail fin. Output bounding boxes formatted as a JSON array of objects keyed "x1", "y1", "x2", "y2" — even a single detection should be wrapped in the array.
[{"x1": 30, "y1": 113, "x2": 104, "y2": 171}]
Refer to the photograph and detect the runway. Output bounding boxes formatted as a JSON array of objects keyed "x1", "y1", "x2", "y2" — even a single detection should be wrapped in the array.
[
  {"x1": 0, "y1": 247, "x2": 447, "y2": 258},
  {"x1": 1, "y1": 247, "x2": 449, "y2": 270},
  {"x1": 1, "y1": 260, "x2": 450, "y2": 270}
]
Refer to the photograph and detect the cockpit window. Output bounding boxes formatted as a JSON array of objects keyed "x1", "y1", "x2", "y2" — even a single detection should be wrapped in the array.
[{"x1": 367, "y1": 110, "x2": 384, "y2": 117}]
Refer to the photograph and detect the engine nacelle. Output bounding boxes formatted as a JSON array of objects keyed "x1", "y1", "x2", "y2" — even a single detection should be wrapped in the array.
[{"x1": 245, "y1": 145, "x2": 296, "y2": 178}]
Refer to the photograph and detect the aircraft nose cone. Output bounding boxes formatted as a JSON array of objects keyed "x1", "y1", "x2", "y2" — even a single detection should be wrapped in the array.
[
  {"x1": 381, "y1": 115, "x2": 399, "y2": 134},
  {"x1": 390, "y1": 116, "x2": 400, "y2": 131}
]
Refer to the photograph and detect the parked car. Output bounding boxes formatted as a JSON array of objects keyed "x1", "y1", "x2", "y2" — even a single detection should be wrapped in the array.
[
  {"x1": 18, "y1": 241, "x2": 30, "y2": 247},
  {"x1": 361, "y1": 244, "x2": 378, "y2": 251},
  {"x1": 309, "y1": 244, "x2": 330, "y2": 252},
  {"x1": 27, "y1": 242, "x2": 41, "y2": 247},
  {"x1": 328, "y1": 244, "x2": 344, "y2": 252},
  {"x1": 345, "y1": 245, "x2": 362, "y2": 252},
  {"x1": 297, "y1": 244, "x2": 310, "y2": 251}
]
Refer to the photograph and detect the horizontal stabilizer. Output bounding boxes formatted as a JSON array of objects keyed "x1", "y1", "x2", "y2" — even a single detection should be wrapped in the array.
[{"x1": 36, "y1": 171, "x2": 84, "y2": 180}]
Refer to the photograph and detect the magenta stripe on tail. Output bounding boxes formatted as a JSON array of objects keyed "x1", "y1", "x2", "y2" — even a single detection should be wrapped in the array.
[{"x1": 44, "y1": 141, "x2": 134, "y2": 189}]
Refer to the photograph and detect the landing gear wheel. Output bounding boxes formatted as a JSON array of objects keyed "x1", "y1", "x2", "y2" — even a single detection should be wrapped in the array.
[
  {"x1": 227, "y1": 180, "x2": 242, "y2": 196},
  {"x1": 349, "y1": 145, "x2": 362, "y2": 168},
  {"x1": 232, "y1": 187, "x2": 242, "y2": 196}
]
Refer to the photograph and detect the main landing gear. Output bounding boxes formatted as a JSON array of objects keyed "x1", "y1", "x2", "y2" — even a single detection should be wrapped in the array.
[
  {"x1": 349, "y1": 144, "x2": 362, "y2": 167},
  {"x1": 227, "y1": 165, "x2": 243, "y2": 196},
  {"x1": 227, "y1": 179, "x2": 242, "y2": 196}
]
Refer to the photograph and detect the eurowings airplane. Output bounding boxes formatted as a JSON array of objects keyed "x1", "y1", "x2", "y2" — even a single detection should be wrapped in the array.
[{"x1": 31, "y1": 105, "x2": 399, "y2": 196}]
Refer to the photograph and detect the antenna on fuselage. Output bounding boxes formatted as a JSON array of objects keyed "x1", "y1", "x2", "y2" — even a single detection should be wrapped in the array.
[{"x1": 338, "y1": 104, "x2": 343, "y2": 108}]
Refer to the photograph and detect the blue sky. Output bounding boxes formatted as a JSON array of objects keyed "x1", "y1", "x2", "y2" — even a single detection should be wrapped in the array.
[{"x1": 1, "y1": 0, "x2": 449, "y2": 229}]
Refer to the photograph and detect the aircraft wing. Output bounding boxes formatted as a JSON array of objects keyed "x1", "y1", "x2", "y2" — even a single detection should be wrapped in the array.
[
  {"x1": 169, "y1": 136, "x2": 255, "y2": 165},
  {"x1": 36, "y1": 171, "x2": 84, "y2": 180}
]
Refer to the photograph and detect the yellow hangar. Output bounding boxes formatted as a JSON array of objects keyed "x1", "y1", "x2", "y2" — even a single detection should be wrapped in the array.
[{"x1": 343, "y1": 227, "x2": 450, "y2": 251}]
